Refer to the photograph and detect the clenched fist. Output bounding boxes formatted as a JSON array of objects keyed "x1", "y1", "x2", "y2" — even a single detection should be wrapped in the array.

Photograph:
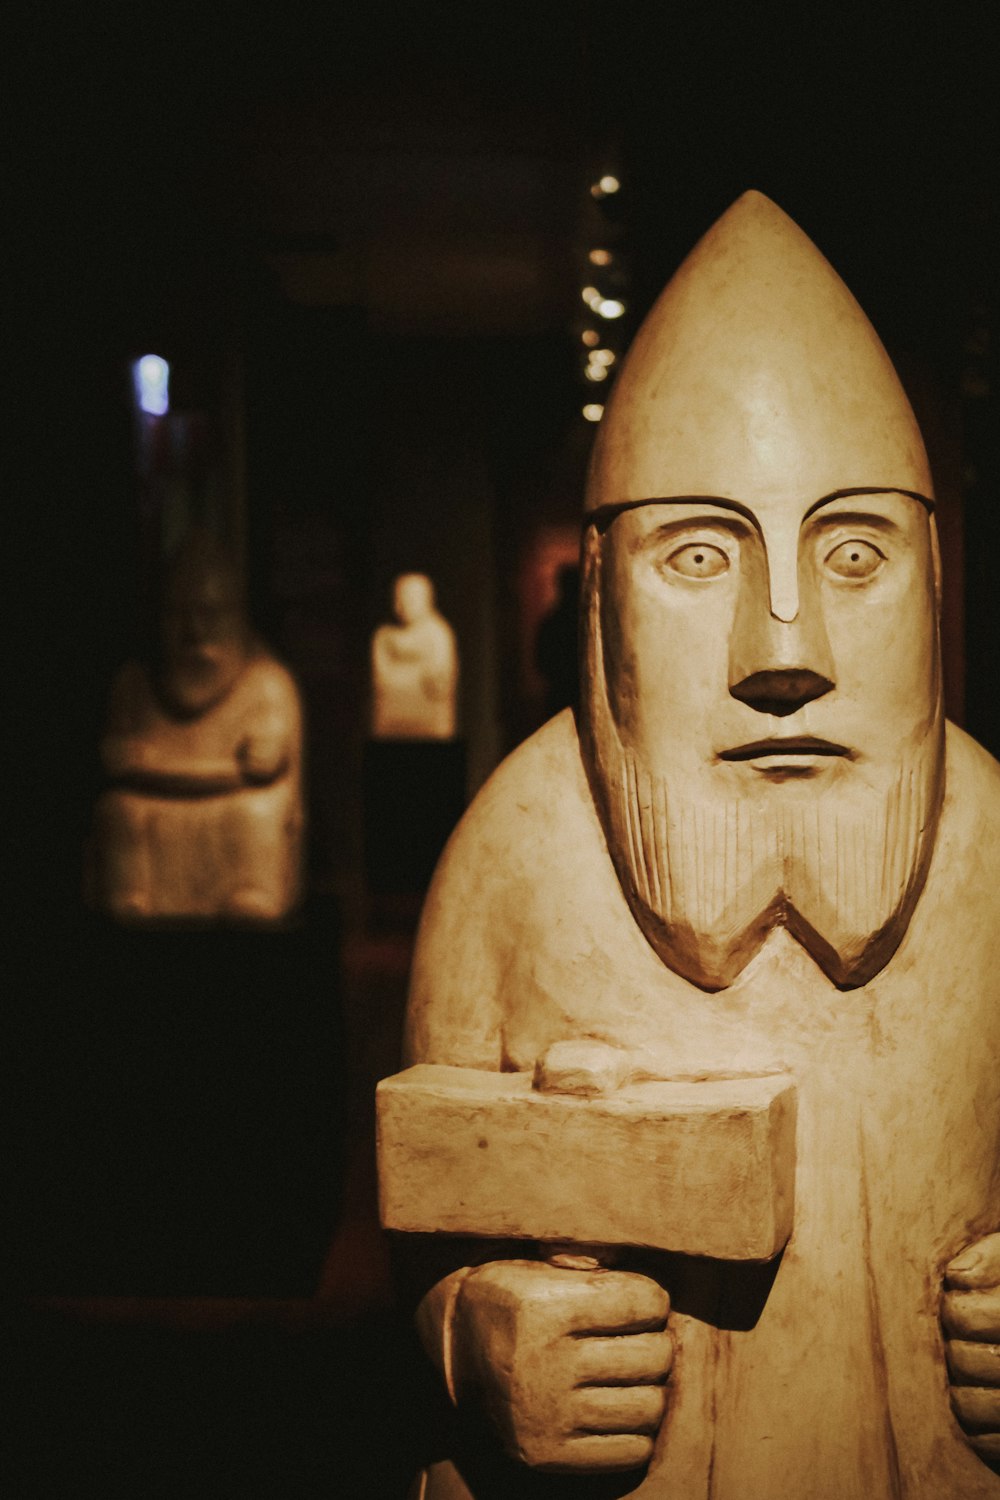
[
  {"x1": 943, "y1": 1231, "x2": 1000, "y2": 1471},
  {"x1": 237, "y1": 732, "x2": 288, "y2": 782},
  {"x1": 449, "y1": 1258, "x2": 672, "y2": 1473}
]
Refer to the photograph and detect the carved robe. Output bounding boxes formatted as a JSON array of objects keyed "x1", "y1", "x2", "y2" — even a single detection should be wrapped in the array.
[{"x1": 405, "y1": 710, "x2": 1000, "y2": 1499}]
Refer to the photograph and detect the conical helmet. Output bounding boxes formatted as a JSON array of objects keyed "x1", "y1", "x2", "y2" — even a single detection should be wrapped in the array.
[{"x1": 585, "y1": 191, "x2": 933, "y2": 516}]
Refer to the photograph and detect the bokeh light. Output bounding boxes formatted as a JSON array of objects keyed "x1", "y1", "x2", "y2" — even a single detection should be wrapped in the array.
[{"x1": 133, "y1": 354, "x2": 170, "y2": 416}]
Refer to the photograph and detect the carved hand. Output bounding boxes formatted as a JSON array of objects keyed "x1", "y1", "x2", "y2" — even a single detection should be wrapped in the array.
[
  {"x1": 450, "y1": 1258, "x2": 672, "y2": 1473},
  {"x1": 421, "y1": 670, "x2": 451, "y2": 701},
  {"x1": 943, "y1": 1232, "x2": 1000, "y2": 1470},
  {"x1": 237, "y1": 732, "x2": 287, "y2": 783}
]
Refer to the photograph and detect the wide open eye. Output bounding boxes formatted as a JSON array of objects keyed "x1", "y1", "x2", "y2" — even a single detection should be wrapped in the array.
[
  {"x1": 823, "y1": 538, "x2": 885, "y2": 580},
  {"x1": 665, "y1": 542, "x2": 730, "y2": 579}
]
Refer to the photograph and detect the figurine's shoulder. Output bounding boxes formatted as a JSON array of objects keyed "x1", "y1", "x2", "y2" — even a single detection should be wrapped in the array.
[
  {"x1": 938, "y1": 720, "x2": 1000, "y2": 897},
  {"x1": 440, "y1": 708, "x2": 590, "y2": 879},
  {"x1": 406, "y1": 710, "x2": 597, "y2": 1067},
  {"x1": 945, "y1": 719, "x2": 1000, "y2": 823},
  {"x1": 430, "y1": 610, "x2": 457, "y2": 645},
  {"x1": 239, "y1": 647, "x2": 302, "y2": 716}
]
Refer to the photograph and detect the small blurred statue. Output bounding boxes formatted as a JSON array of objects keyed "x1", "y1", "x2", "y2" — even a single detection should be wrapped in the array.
[
  {"x1": 371, "y1": 573, "x2": 458, "y2": 740},
  {"x1": 90, "y1": 529, "x2": 304, "y2": 923}
]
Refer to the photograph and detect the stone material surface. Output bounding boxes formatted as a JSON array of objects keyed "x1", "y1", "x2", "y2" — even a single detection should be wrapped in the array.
[
  {"x1": 90, "y1": 532, "x2": 304, "y2": 923},
  {"x1": 584, "y1": 189, "x2": 932, "y2": 515},
  {"x1": 371, "y1": 573, "x2": 458, "y2": 740},
  {"x1": 378, "y1": 1064, "x2": 795, "y2": 1261},
  {"x1": 383, "y1": 194, "x2": 1000, "y2": 1497}
]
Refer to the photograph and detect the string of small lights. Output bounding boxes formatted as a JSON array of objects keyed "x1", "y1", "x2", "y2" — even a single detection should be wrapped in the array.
[{"x1": 577, "y1": 167, "x2": 630, "y2": 425}]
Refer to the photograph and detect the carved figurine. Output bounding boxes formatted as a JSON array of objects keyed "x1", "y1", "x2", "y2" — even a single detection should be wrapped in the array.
[
  {"x1": 91, "y1": 529, "x2": 304, "y2": 922},
  {"x1": 378, "y1": 195, "x2": 1000, "y2": 1497},
  {"x1": 371, "y1": 573, "x2": 458, "y2": 741}
]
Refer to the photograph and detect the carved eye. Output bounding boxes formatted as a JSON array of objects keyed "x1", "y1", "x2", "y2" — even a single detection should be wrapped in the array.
[
  {"x1": 665, "y1": 543, "x2": 730, "y2": 579},
  {"x1": 824, "y1": 538, "x2": 885, "y2": 580}
]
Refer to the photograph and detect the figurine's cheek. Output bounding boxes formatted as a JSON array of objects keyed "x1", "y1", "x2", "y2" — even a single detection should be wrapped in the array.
[{"x1": 607, "y1": 620, "x2": 729, "y2": 753}]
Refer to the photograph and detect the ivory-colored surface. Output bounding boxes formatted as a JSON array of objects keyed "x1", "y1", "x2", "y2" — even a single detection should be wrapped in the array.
[
  {"x1": 91, "y1": 537, "x2": 304, "y2": 923},
  {"x1": 387, "y1": 194, "x2": 1000, "y2": 1497},
  {"x1": 371, "y1": 573, "x2": 458, "y2": 740},
  {"x1": 405, "y1": 717, "x2": 1000, "y2": 1497},
  {"x1": 378, "y1": 1064, "x2": 795, "y2": 1260},
  {"x1": 585, "y1": 190, "x2": 932, "y2": 514},
  {"x1": 582, "y1": 192, "x2": 943, "y2": 993}
]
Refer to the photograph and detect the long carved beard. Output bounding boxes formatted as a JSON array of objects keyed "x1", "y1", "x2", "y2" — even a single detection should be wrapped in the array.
[{"x1": 580, "y1": 558, "x2": 945, "y2": 992}]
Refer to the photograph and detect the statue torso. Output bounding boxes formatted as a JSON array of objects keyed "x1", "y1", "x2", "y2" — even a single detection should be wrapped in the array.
[
  {"x1": 371, "y1": 617, "x2": 457, "y2": 740},
  {"x1": 109, "y1": 650, "x2": 300, "y2": 774},
  {"x1": 92, "y1": 650, "x2": 303, "y2": 921},
  {"x1": 408, "y1": 711, "x2": 1000, "y2": 1499}
]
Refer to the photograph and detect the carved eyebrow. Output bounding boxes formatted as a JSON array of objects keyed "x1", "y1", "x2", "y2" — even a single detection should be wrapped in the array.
[
  {"x1": 590, "y1": 494, "x2": 757, "y2": 531},
  {"x1": 804, "y1": 510, "x2": 902, "y2": 535},
  {"x1": 589, "y1": 486, "x2": 934, "y2": 532},
  {"x1": 637, "y1": 513, "x2": 750, "y2": 549},
  {"x1": 801, "y1": 487, "x2": 935, "y2": 520}
]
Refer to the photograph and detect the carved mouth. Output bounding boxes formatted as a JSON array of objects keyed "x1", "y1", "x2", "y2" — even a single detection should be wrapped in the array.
[{"x1": 718, "y1": 736, "x2": 853, "y2": 762}]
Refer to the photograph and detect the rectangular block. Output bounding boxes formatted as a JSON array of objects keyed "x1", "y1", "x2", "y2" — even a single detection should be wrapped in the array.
[{"x1": 377, "y1": 1064, "x2": 796, "y2": 1262}]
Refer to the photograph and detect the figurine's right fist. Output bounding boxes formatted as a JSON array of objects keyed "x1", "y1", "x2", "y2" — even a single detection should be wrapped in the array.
[
  {"x1": 450, "y1": 1259, "x2": 672, "y2": 1473},
  {"x1": 943, "y1": 1232, "x2": 1000, "y2": 1470}
]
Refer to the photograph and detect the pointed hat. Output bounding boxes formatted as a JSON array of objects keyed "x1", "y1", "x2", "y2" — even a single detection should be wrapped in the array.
[{"x1": 585, "y1": 191, "x2": 932, "y2": 513}]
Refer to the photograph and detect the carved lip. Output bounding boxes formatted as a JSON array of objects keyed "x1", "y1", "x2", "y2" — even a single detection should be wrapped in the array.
[{"x1": 718, "y1": 736, "x2": 853, "y2": 762}]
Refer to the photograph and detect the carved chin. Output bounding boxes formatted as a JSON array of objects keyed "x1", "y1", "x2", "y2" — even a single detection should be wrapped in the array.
[
  {"x1": 584, "y1": 733, "x2": 943, "y2": 992},
  {"x1": 581, "y1": 732, "x2": 941, "y2": 990}
]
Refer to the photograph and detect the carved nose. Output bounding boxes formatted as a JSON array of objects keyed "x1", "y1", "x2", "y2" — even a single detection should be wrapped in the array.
[{"x1": 729, "y1": 668, "x2": 834, "y2": 717}]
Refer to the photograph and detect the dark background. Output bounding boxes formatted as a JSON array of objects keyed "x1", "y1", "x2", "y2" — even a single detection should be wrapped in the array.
[{"x1": 7, "y1": 4, "x2": 998, "y2": 1495}]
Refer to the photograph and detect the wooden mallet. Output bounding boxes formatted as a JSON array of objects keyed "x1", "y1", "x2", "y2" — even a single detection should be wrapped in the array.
[{"x1": 378, "y1": 1041, "x2": 795, "y2": 1264}]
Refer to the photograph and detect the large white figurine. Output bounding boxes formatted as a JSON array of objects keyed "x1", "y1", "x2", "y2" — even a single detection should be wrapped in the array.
[
  {"x1": 378, "y1": 194, "x2": 1000, "y2": 1497},
  {"x1": 91, "y1": 529, "x2": 304, "y2": 922},
  {"x1": 371, "y1": 573, "x2": 458, "y2": 741}
]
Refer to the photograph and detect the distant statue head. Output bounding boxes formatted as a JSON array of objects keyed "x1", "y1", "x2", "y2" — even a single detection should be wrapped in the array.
[
  {"x1": 157, "y1": 528, "x2": 248, "y2": 717},
  {"x1": 579, "y1": 192, "x2": 944, "y2": 991},
  {"x1": 393, "y1": 572, "x2": 437, "y2": 628}
]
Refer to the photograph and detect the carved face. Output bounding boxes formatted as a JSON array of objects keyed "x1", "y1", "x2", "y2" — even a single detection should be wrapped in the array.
[
  {"x1": 581, "y1": 489, "x2": 945, "y2": 989},
  {"x1": 159, "y1": 559, "x2": 247, "y2": 717},
  {"x1": 393, "y1": 573, "x2": 435, "y2": 627},
  {"x1": 600, "y1": 489, "x2": 941, "y2": 784}
]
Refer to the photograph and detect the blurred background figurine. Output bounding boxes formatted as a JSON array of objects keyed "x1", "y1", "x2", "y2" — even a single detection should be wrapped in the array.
[
  {"x1": 371, "y1": 573, "x2": 458, "y2": 742},
  {"x1": 89, "y1": 528, "x2": 304, "y2": 923}
]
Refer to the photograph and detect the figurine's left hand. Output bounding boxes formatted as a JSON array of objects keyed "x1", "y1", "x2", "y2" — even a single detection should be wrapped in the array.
[
  {"x1": 237, "y1": 733, "x2": 288, "y2": 783},
  {"x1": 943, "y1": 1231, "x2": 1000, "y2": 1470}
]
